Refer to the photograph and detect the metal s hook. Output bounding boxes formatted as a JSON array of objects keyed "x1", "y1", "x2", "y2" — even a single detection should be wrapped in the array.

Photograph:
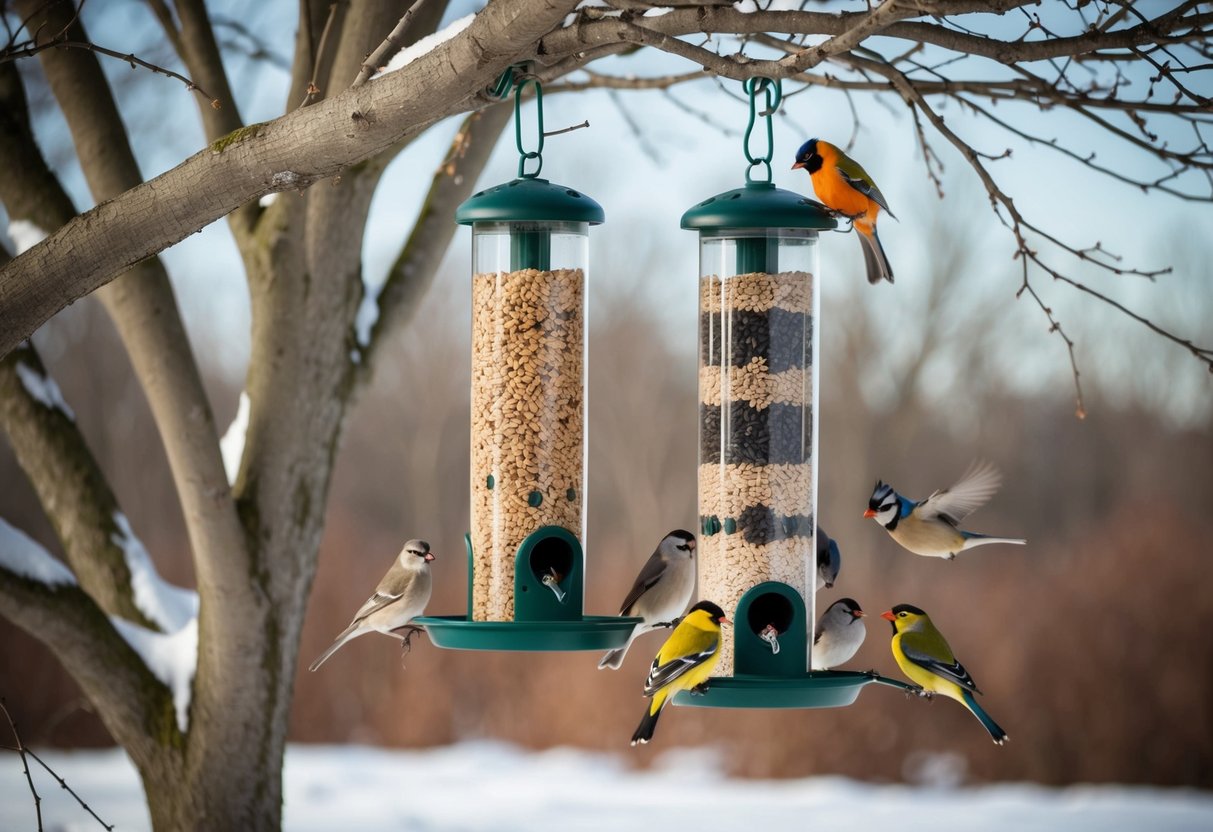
[{"x1": 743, "y1": 77, "x2": 782, "y2": 184}]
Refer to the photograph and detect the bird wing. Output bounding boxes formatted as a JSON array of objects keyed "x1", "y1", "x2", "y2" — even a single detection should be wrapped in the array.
[
  {"x1": 618, "y1": 552, "x2": 668, "y2": 616},
  {"x1": 899, "y1": 631, "x2": 981, "y2": 694},
  {"x1": 916, "y1": 461, "x2": 1003, "y2": 526},
  {"x1": 643, "y1": 630, "x2": 720, "y2": 697},
  {"x1": 350, "y1": 560, "x2": 411, "y2": 622},
  {"x1": 833, "y1": 153, "x2": 894, "y2": 217}
]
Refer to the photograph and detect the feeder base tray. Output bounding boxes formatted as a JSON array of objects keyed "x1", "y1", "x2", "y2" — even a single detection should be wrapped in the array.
[
  {"x1": 415, "y1": 615, "x2": 642, "y2": 652},
  {"x1": 671, "y1": 670, "x2": 918, "y2": 709}
]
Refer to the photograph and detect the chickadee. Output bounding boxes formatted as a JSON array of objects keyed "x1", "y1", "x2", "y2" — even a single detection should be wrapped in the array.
[
  {"x1": 599, "y1": 530, "x2": 697, "y2": 670},
  {"x1": 866, "y1": 461, "x2": 1025, "y2": 559},
  {"x1": 882, "y1": 603, "x2": 1008, "y2": 745},
  {"x1": 631, "y1": 601, "x2": 729, "y2": 746},
  {"x1": 810, "y1": 597, "x2": 866, "y2": 670},
  {"x1": 815, "y1": 525, "x2": 841, "y2": 591},
  {"x1": 308, "y1": 539, "x2": 434, "y2": 671}
]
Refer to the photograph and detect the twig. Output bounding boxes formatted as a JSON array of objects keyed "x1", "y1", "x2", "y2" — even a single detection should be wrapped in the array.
[
  {"x1": 298, "y1": 2, "x2": 339, "y2": 108},
  {"x1": 0, "y1": 38, "x2": 220, "y2": 107},
  {"x1": 543, "y1": 119, "x2": 588, "y2": 137},
  {"x1": 1, "y1": 698, "x2": 41, "y2": 832},
  {"x1": 24, "y1": 748, "x2": 115, "y2": 831},
  {"x1": 351, "y1": 0, "x2": 437, "y2": 87}
]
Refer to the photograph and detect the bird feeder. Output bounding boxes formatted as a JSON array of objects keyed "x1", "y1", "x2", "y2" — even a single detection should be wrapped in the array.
[
  {"x1": 675, "y1": 78, "x2": 909, "y2": 707},
  {"x1": 417, "y1": 71, "x2": 639, "y2": 651}
]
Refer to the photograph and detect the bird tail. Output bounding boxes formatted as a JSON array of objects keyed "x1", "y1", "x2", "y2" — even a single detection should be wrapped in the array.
[
  {"x1": 961, "y1": 689, "x2": 1008, "y2": 745},
  {"x1": 960, "y1": 533, "x2": 1027, "y2": 549},
  {"x1": 598, "y1": 629, "x2": 639, "y2": 670},
  {"x1": 630, "y1": 692, "x2": 667, "y2": 746},
  {"x1": 857, "y1": 224, "x2": 893, "y2": 284},
  {"x1": 308, "y1": 624, "x2": 362, "y2": 672}
]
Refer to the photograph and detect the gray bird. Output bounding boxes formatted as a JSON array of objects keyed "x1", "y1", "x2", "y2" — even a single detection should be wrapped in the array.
[
  {"x1": 815, "y1": 525, "x2": 841, "y2": 591},
  {"x1": 309, "y1": 539, "x2": 435, "y2": 671},
  {"x1": 598, "y1": 530, "x2": 697, "y2": 670},
  {"x1": 811, "y1": 597, "x2": 866, "y2": 670}
]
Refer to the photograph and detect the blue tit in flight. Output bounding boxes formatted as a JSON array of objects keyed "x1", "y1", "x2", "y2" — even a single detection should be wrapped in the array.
[{"x1": 865, "y1": 462, "x2": 1025, "y2": 559}]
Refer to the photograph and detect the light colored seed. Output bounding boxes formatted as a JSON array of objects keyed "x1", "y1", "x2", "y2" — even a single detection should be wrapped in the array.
[{"x1": 471, "y1": 268, "x2": 585, "y2": 621}]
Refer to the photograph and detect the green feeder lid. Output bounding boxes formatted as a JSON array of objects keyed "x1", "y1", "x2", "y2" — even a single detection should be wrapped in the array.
[
  {"x1": 680, "y1": 181, "x2": 837, "y2": 231},
  {"x1": 456, "y1": 178, "x2": 605, "y2": 225}
]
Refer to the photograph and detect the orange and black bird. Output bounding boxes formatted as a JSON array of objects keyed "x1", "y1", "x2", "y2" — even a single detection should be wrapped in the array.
[{"x1": 792, "y1": 139, "x2": 895, "y2": 284}]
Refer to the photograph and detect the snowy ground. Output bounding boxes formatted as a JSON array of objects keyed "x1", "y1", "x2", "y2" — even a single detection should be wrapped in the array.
[{"x1": 3, "y1": 742, "x2": 1212, "y2": 831}]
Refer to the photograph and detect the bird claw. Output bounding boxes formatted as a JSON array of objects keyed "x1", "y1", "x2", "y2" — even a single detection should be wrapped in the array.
[
  {"x1": 393, "y1": 624, "x2": 426, "y2": 666},
  {"x1": 690, "y1": 682, "x2": 711, "y2": 697},
  {"x1": 915, "y1": 688, "x2": 934, "y2": 700}
]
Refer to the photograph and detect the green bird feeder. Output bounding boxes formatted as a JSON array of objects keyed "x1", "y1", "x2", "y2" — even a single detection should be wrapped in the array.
[
  {"x1": 675, "y1": 78, "x2": 907, "y2": 707},
  {"x1": 417, "y1": 70, "x2": 637, "y2": 651}
]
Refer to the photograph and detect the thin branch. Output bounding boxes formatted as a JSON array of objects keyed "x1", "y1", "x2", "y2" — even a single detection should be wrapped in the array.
[
  {"x1": 298, "y1": 1, "x2": 338, "y2": 107},
  {"x1": 24, "y1": 748, "x2": 115, "y2": 831},
  {"x1": 1, "y1": 698, "x2": 42, "y2": 832},
  {"x1": 543, "y1": 118, "x2": 588, "y2": 137},
  {"x1": 351, "y1": 0, "x2": 437, "y2": 87},
  {"x1": 1, "y1": 39, "x2": 220, "y2": 107}
]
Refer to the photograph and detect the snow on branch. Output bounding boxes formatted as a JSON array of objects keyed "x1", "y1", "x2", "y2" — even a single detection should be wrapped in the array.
[
  {"x1": 110, "y1": 616, "x2": 198, "y2": 734},
  {"x1": 219, "y1": 391, "x2": 250, "y2": 485},
  {"x1": 110, "y1": 513, "x2": 198, "y2": 634},
  {"x1": 0, "y1": 519, "x2": 77, "y2": 587},
  {"x1": 372, "y1": 14, "x2": 477, "y2": 79},
  {"x1": 13, "y1": 358, "x2": 75, "y2": 422}
]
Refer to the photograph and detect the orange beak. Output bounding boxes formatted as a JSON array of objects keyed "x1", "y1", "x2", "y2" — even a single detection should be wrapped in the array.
[
  {"x1": 791, "y1": 161, "x2": 805, "y2": 170},
  {"x1": 719, "y1": 617, "x2": 732, "y2": 626},
  {"x1": 863, "y1": 508, "x2": 877, "y2": 518},
  {"x1": 880, "y1": 610, "x2": 896, "y2": 622}
]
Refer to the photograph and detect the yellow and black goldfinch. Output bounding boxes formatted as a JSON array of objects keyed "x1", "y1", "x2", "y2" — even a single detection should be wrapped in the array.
[
  {"x1": 630, "y1": 600, "x2": 729, "y2": 746},
  {"x1": 882, "y1": 604, "x2": 1008, "y2": 745}
]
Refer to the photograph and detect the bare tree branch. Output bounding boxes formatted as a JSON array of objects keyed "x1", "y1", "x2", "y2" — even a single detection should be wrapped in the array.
[
  {"x1": 0, "y1": 344, "x2": 167, "y2": 629},
  {"x1": 0, "y1": 0, "x2": 582, "y2": 357},
  {"x1": 361, "y1": 103, "x2": 513, "y2": 373}
]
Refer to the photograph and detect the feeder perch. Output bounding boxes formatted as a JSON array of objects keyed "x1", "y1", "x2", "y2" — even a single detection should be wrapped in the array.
[
  {"x1": 416, "y1": 72, "x2": 639, "y2": 651},
  {"x1": 674, "y1": 77, "x2": 908, "y2": 707}
]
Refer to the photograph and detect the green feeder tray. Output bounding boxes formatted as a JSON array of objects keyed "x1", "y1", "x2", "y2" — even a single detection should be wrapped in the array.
[
  {"x1": 415, "y1": 526, "x2": 641, "y2": 652},
  {"x1": 673, "y1": 670, "x2": 917, "y2": 709},
  {"x1": 671, "y1": 581, "x2": 917, "y2": 709}
]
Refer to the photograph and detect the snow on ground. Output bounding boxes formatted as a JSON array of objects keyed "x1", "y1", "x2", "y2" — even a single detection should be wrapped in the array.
[
  {"x1": 109, "y1": 617, "x2": 198, "y2": 733},
  {"x1": 2, "y1": 742, "x2": 1211, "y2": 832},
  {"x1": 220, "y1": 390, "x2": 251, "y2": 484},
  {"x1": 0, "y1": 518, "x2": 76, "y2": 585},
  {"x1": 111, "y1": 512, "x2": 199, "y2": 633}
]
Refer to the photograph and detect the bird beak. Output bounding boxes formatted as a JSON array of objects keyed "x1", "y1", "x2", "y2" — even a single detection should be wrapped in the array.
[
  {"x1": 880, "y1": 610, "x2": 895, "y2": 622},
  {"x1": 688, "y1": 540, "x2": 696, "y2": 551},
  {"x1": 424, "y1": 552, "x2": 435, "y2": 562},
  {"x1": 719, "y1": 617, "x2": 732, "y2": 626},
  {"x1": 863, "y1": 508, "x2": 877, "y2": 518},
  {"x1": 853, "y1": 610, "x2": 866, "y2": 618},
  {"x1": 791, "y1": 161, "x2": 805, "y2": 170},
  {"x1": 824, "y1": 580, "x2": 834, "y2": 589}
]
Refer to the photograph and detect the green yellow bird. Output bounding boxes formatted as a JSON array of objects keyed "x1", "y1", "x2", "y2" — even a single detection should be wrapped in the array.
[
  {"x1": 882, "y1": 604, "x2": 1008, "y2": 745},
  {"x1": 630, "y1": 600, "x2": 730, "y2": 746}
]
